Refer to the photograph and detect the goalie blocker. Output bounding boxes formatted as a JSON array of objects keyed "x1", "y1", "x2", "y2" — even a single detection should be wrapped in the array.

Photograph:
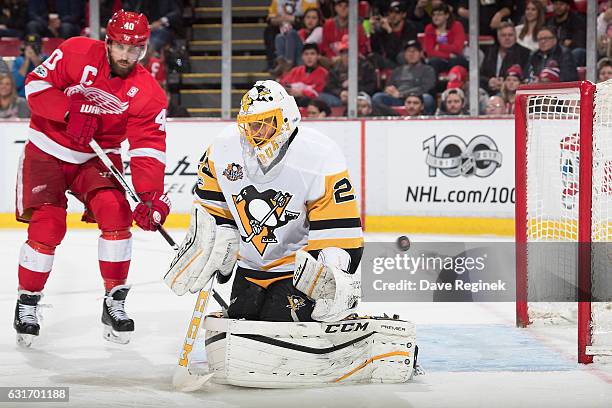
[{"x1": 204, "y1": 316, "x2": 418, "y2": 388}]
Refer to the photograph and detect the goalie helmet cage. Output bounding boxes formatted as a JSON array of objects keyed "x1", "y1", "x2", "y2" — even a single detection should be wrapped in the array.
[{"x1": 515, "y1": 80, "x2": 612, "y2": 364}]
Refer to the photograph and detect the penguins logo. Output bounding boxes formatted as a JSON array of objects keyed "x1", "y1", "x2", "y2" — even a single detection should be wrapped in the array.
[
  {"x1": 240, "y1": 84, "x2": 273, "y2": 113},
  {"x1": 286, "y1": 295, "x2": 306, "y2": 311},
  {"x1": 232, "y1": 186, "x2": 300, "y2": 256},
  {"x1": 196, "y1": 150, "x2": 214, "y2": 191},
  {"x1": 222, "y1": 163, "x2": 243, "y2": 181}
]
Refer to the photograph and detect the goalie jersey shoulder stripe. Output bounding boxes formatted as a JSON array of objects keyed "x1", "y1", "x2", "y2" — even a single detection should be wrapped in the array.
[{"x1": 198, "y1": 124, "x2": 363, "y2": 273}]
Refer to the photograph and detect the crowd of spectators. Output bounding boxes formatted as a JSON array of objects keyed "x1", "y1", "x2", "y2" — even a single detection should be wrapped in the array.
[
  {"x1": 0, "y1": 0, "x2": 183, "y2": 119},
  {"x1": 266, "y1": 0, "x2": 610, "y2": 118},
  {"x1": 1, "y1": 1, "x2": 612, "y2": 119}
]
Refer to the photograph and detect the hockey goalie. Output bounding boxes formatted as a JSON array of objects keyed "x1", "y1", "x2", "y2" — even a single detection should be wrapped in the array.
[{"x1": 165, "y1": 80, "x2": 418, "y2": 388}]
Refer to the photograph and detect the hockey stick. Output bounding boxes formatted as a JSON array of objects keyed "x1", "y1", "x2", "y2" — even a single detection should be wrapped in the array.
[
  {"x1": 172, "y1": 282, "x2": 216, "y2": 391},
  {"x1": 88, "y1": 139, "x2": 179, "y2": 251}
]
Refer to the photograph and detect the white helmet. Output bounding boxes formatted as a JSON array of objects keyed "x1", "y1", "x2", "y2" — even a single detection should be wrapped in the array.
[{"x1": 237, "y1": 80, "x2": 301, "y2": 176}]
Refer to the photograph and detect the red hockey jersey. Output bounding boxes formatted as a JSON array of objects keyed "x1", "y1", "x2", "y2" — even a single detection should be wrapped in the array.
[
  {"x1": 142, "y1": 56, "x2": 166, "y2": 86},
  {"x1": 25, "y1": 36, "x2": 168, "y2": 195}
]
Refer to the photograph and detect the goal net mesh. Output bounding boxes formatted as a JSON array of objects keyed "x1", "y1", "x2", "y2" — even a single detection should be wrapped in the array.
[{"x1": 524, "y1": 83, "x2": 612, "y2": 357}]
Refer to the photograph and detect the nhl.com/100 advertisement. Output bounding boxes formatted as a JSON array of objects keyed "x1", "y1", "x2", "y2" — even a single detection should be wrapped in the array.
[{"x1": 379, "y1": 119, "x2": 516, "y2": 218}]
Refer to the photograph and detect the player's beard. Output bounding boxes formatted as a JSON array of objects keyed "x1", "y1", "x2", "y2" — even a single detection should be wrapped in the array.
[{"x1": 109, "y1": 57, "x2": 137, "y2": 78}]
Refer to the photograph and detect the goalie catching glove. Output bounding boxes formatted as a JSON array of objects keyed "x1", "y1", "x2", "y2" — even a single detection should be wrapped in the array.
[
  {"x1": 164, "y1": 203, "x2": 239, "y2": 295},
  {"x1": 293, "y1": 247, "x2": 360, "y2": 322}
]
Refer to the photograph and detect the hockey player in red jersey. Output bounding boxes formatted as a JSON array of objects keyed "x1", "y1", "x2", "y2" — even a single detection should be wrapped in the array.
[{"x1": 13, "y1": 10, "x2": 171, "y2": 347}]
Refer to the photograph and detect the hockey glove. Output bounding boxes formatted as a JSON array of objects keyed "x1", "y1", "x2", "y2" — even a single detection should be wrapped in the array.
[
  {"x1": 66, "y1": 93, "x2": 101, "y2": 148},
  {"x1": 294, "y1": 248, "x2": 361, "y2": 322},
  {"x1": 133, "y1": 192, "x2": 171, "y2": 231}
]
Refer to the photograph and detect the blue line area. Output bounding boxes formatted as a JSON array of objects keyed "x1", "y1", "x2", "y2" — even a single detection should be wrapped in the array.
[{"x1": 418, "y1": 325, "x2": 577, "y2": 372}]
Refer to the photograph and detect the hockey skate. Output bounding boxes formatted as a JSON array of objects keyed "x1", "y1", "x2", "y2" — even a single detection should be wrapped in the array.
[
  {"x1": 102, "y1": 285, "x2": 134, "y2": 345},
  {"x1": 14, "y1": 290, "x2": 42, "y2": 348}
]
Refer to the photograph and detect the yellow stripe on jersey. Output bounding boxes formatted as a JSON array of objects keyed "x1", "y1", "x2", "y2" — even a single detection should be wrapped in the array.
[
  {"x1": 245, "y1": 274, "x2": 292, "y2": 289},
  {"x1": 305, "y1": 237, "x2": 364, "y2": 251},
  {"x1": 201, "y1": 203, "x2": 234, "y2": 221},
  {"x1": 196, "y1": 146, "x2": 223, "y2": 194},
  {"x1": 307, "y1": 169, "x2": 360, "y2": 222},
  {"x1": 261, "y1": 253, "x2": 296, "y2": 270}
]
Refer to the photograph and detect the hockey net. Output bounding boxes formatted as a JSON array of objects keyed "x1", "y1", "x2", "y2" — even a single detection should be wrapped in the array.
[{"x1": 515, "y1": 81, "x2": 612, "y2": 363}]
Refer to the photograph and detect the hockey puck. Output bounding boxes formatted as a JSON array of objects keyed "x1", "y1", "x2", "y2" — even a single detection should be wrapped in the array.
[{"x1": 397, "y1": 235, "x2": 411, "y2": 251}]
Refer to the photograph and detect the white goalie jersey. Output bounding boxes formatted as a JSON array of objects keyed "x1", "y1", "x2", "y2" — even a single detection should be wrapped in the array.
[{"x1": 194, "y1": 124, "x2": 363, "y2": 273}]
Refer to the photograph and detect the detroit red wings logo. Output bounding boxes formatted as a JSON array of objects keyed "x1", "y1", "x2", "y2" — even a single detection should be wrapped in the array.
[{"x1": 66, "y1": 84, "x2": 129, "y2": 115}]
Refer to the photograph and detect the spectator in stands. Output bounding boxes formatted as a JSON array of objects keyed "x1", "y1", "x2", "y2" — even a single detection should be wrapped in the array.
[
  {"x1": 370, "y1": 1, "x2": 417, "y2": 69},
  {"x1": 0, "y1": 72, "x2": 29, "y2": 118},
  {"x1": 372, "y1": 40, "x2": 436, "y2": 114},
  {"x1": 320, "y1": 0, "x2": 370, "y2": 68},
  {"x1": 409, "y1": 0, "x2": 462, "y2": 32},
  {"x1": 26, "y1": 0, "x2": 83, "y2": 39},
  {"x1": 403, "y1": 92, "x2": 425, "y2": 117},
  {"x1": 264, "y1": 0, "x2": 319, "y2": 71},
  {"x1": 500, "y1": 64, "x2": 523, "y2": 114},
  {"x1": 357, "y1": 91, "x2": 399, "y2": 117},
  {"x1": 598, "y1": 57, "x2": 612, "y2": 82},
  {"x1": 481, "y1": 22, "x2": 530, "y2": 95},
  {"x1": 280, "y1": 43, "x2": 328, "y2": 106},
  {"x1": 516, "y1": 0, "x2": 546, "y2": 52},
  {"x1": 538, "y1": 63, "x2": 561, "y2": 83},
  {"x1": 526, "y1": 26, "x2": 578, "y2": 83},
  {"x1": 598, "y1": 0, "x2": 612, "y2": 52},
  {"x1": 306, "y1": 99, "x2": 331, "y2": 117},
  {"x1": 485, "y1": 95, "x2": 507, "y2": 115},
  {"x1": 436, "y1": 87, "x2": 466, "y2": 116},
  {"x1": 446, "y1": 64, "x2": 489, "y2": 114},
  {"x1": 408, "y1": 0, "x2": 431, "y2": 32},
  {"x1": 274, "y1": 7, "x2": 323, "y2": 77},
  {"x1": 483, "y1": 1, "x2": 514, "y2": 36},
  {"x1": 546, "y1": 0, "x2": 586, "y2": 66},
  {"x1": 423, "y1": 3, "x2": 467, "y2": 75},
  {"x1": 0, "y1": 0, "x2": 27, "y2": 38},
  {"x1": 318, "y1": 34, "x2": 376, "y2": 107},
  {"x1": 454, "y1": 0, "x2": 513, "y2": 36},
  {"x1": 0, "y1": 58, "x2": 9, "y2": 74},
  {"x1": 597, "y1": 1, "x2": 612, "y2": 59},
  {"x1": 12, "y1": 34, "x2": 47, "y2": 98},
  {"x1": 141, "y1": 44, "x2": 166, "y2": 89},
  {"x1": 125, "y1": 0, "x2": 182, "y2": 52}
]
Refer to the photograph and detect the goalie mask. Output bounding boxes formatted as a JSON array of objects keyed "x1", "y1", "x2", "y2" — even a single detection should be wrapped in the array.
[{"x1": 237, "y1": 80, "x2": 301, "y2": 182}]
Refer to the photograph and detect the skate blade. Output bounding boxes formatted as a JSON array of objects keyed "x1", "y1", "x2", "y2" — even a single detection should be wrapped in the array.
[
  {"x1": 16, "y1": 333, "x2": 35, "y2": 348},
  {"x1": 172, "y1": 365, "x2": 213, "y2": 392},
  {"x1": 103, "y1": 325, "x2": 132, "y2": 345}
]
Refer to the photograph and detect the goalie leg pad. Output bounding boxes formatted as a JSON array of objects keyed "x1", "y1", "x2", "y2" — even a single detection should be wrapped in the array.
[
  {"x1": 203, "y1": 316, "x2": 417, "y2": 388},
  {"x1": 165, "y1": 204, "x2": 239, "y2": 295}
]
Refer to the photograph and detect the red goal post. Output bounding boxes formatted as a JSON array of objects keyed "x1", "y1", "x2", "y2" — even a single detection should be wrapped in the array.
[{"x1": 515, "y1": 81, "x2": 612, "y2": 364}]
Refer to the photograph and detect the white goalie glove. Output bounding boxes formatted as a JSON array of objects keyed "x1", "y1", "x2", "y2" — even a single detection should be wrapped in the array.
[
  {"x1": 293, "y1": 247, "x2": 360, "y2": 322},
  {"x1": 164, "y1": 203, "x2": 239, "y2": 295}
]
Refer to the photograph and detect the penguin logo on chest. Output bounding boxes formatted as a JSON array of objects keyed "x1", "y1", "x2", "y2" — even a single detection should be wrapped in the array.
[{"x1": 232, "y1": 185, "x2": 300, "y2": 256}]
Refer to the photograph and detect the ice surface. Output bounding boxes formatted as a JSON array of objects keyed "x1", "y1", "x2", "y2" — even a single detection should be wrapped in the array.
[{"x1": 0, "y1": 230, "x2": 611, "y2": 408}]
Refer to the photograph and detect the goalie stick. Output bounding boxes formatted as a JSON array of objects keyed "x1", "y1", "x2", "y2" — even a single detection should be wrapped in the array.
[
  {"x1": 88, "y1": 139, "x2": 179, "y2": 251},
  {"x1": 173, "y1": 278, "x2": 230, "y2": 391}
]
